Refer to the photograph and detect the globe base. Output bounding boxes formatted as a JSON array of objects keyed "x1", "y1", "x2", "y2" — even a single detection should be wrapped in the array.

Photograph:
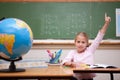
[
  {"x1": 0, "y1": 56, "x2": 26, "y2": 73},
  {"x1": 0, "y1": 68, "x2": 25, "y2": 73}
]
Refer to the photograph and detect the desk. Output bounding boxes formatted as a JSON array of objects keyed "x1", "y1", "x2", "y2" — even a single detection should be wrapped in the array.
[
  {"x1": 0, "y1": 65, "x2": 73, "y2": 79},
  {"x1": 0, "y1": 65, "x2": 120, "y2": 80},
  {"x1": 73, "y1": 68, "x2": 120, "y2": 80}
]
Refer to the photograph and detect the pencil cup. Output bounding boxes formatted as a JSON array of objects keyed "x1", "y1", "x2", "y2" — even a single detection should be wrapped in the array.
[{"x1": 47, "y1": 49, "x2": 62, "y2": 64}]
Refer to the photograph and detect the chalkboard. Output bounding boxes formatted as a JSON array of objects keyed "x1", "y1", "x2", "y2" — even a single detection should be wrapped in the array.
[{"x1": 0, "y1": 2, "x2": 120, "y2": 39}]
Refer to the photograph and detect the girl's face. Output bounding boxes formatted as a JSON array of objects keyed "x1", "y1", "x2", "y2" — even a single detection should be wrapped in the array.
[{"x1": 75, "y1": 35, "x2": 88, "y2": 53}]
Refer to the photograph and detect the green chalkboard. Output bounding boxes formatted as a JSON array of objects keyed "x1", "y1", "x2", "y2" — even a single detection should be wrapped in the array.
[{"x1": 0, "y1": 2, "x2": 120, "y2": 39}]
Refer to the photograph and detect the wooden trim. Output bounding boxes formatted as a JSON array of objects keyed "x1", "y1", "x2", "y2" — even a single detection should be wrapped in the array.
[
  {"x1": 32, "y1": 40, "x2": 120, "y2": 49},
  {"x1": 0, "y1": 0, "x2": 120, "y2": 2},
  {"x1": 33, "y1": 40, "x2": 120, "y2": 45}
]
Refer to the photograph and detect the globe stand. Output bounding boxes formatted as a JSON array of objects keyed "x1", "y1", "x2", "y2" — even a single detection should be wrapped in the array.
[{"x1": 0, "y1": 56, "x2": 25, "y2": 72}]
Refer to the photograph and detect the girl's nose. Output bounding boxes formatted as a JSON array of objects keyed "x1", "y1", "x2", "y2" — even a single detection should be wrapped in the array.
[{"x1": 79, "y1": 43, "x2": 82, "y2": 46}]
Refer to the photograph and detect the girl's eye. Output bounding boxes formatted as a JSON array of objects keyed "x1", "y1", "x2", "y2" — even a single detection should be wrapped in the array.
[
  {"x1": 82, "y1": 41, "x2": 85, "y2": 44},
  {"x1": 77, "y1": 41, "x2": 80, "y2": 43}
]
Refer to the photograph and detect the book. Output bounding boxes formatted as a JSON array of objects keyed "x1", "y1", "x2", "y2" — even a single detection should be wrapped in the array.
[{"x1": 89, "y1": 64, "x2": 117, "y2": 68}]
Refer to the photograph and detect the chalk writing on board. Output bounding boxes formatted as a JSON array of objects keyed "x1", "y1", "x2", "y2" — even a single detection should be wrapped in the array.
[{"x1": 39, "y1": 12, "x2": 89, "y2": 39}]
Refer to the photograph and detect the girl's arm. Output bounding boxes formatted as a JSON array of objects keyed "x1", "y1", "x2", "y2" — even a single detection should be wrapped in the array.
[
  {"x1": 61, "y1": 50, "x2": 74, "y2": 66},
  {"x1": 100, "y1": 13, "x2": 111, "y2": 34},
  {"x1": 88, "y1": 14, "x2": 111, "y2": 54}
]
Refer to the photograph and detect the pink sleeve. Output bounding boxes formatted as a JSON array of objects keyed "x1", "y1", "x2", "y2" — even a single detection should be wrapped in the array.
[
  {"x1": 61, "y1": 50, "x2": 74, "y2": 65},
  {"x1": 88, "y1": 31, "x2": 104, "y2": 54}
]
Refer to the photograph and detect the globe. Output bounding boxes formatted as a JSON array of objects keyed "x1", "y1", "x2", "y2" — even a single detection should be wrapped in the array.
[{"x1": 0, "y1": 18, "x2": 33, "y2": 60}]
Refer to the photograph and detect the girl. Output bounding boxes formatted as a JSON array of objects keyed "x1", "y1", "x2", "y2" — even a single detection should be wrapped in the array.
[{"x1": 61, "y1": 14, "x2": 111, "y2": 80}]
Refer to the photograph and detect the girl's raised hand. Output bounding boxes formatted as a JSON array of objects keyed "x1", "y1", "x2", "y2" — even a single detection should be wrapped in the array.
[
  {"x1": 100, "y1": 13, "x2": 111, "y2": 34},
  {"x1": 105, "y1": 13, "x2": 111, "y2": 23}
]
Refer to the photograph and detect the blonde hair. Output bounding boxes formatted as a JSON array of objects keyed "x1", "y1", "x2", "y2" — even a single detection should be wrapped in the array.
[{"x1": 74, "y1": 32, "x2": 89, "y2": 46}]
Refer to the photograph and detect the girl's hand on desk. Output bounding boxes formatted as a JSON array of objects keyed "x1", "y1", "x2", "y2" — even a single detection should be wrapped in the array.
[
  {"x1": 63, "y1": 62, "x2": 77, "y2": 68},
  {"x1": 70, "y1": 62, "x2": 77, "y2": 68}
]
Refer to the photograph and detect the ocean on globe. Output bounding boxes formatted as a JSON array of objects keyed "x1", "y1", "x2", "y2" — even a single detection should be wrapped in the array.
[{"x1": 0, "y1": 18, "x2": 33, "y2": 60}]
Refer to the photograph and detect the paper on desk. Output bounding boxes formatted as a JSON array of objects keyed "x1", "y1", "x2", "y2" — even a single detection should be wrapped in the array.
[{"x1": 0, "y1": 59, "x2": 48, "y2": 69}]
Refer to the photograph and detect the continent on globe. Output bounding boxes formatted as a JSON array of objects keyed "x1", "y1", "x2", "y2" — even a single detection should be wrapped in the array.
[{"x1": 0, "y1": 34, "x2": 15, "y2": 55}]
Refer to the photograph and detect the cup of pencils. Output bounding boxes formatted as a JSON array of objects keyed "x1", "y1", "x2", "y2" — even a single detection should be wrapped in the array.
[{"x1": 46, "y1": 49, "x2": 62, "y2": 64}]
